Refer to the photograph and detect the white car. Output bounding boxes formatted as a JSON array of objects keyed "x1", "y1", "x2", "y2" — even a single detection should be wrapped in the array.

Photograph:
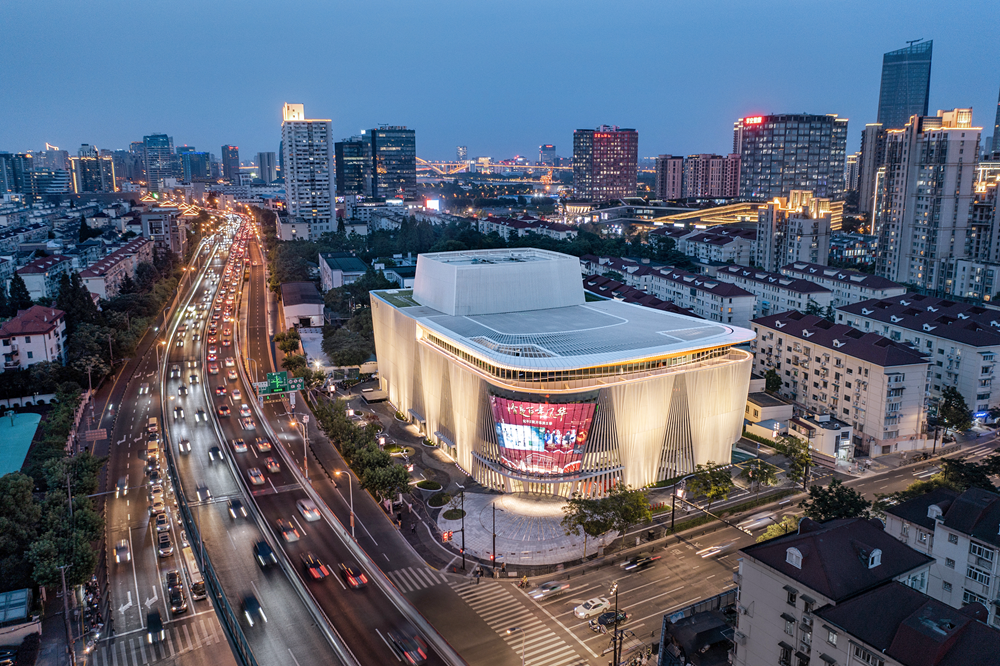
[
  {"x1": 296, "y1": 499, "x2": 321, "y2": 522},
  {"x1": 737, "y1": 512, "x2": 776, "y2": 531},
  {"x1": 115, "y1": 540, "x2": 131, "y2": 563},
  {"x1": 231, "y1": 389, "x2": 241, "y2": 400},
  {"x1": 574, "y1": 597, "x2": 610, "y2": 619},
  {"x1": 696, "y1": 541, "x2": 737, "y2": 559}
]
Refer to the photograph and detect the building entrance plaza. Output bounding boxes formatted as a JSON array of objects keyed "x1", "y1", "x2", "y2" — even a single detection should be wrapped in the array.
[{"x1": 437, "y1": 491, "x2": 617, "y2": 567}]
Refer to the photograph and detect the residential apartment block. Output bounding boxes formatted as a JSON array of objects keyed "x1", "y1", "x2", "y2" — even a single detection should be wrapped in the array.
[
  {"x1": 751, "y1": 311, "x2": 929, "y2": 457},
  {"x1": 654, "y1": 155, "x2": 683, "y2": 199},
  {"x1": 0, "y1": 306, "x2": 67, "y2": 370},
  {"x1": 733, "y1": 517, "x2": 935, "y2": 666},
  {"x1": 885, "y1": 487, "x2": 1000, "y2": 629},
  {"x1": 677, "y1": 227, "x2": 757, "y2": 267},
  {"x1": 780, "y1": 261, "x2": 906, "y2": 307},
  {"x1": 141, "y1": 207, "x2": 186, "y2": 256},
  {"x1": 713, "y1": 265, "x2": 832, "y2": 320},
  {"x1": 756, "y1": 194, "x2": 832, "y2": 272},
  {"x1": 837, "y1": 294, "x2": 1000, "y2": 416},
  {"x1": 681, "y1": 153, "x2": 741, "y2": 198},
  {"x1": 15, "y1": 255, "x2": 74, "y2": 301}
]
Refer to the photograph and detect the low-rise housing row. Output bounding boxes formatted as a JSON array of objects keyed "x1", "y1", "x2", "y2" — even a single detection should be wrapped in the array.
[
  {"x1": 712, "y1": 265, "x2": 832, "y2": 320},
  {"x1": 579, "y1": 255, "x2": 755, "y2": 326},
  {"x1": 476, "y1": 215, "x2": 577, "y2": 241},
  {"x1": 780, "y1": 261, "x2": 906, "y2": 308},
  {"x1": 79, "y1": 237, "x2": 153, "y2": 299},
  {"x1": 581, "y1": 274, "x2": 701, "y2": 318}
]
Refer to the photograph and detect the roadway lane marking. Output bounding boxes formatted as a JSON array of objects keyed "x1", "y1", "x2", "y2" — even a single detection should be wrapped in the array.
[
  {"x1": 291, "y1": 515, "x2": 307, "y2": 536},
  {"x1": 165, "y1": 628, "x2": 176, "y2": 657},
  {"x1": 374, "y1": 628, "x2": 401, "y2": 662}
]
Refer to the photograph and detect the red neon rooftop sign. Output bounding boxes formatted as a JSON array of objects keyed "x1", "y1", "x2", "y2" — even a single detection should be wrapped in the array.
[{"x1": 744, "y1": 116, "x2": 764, "y2": 125}]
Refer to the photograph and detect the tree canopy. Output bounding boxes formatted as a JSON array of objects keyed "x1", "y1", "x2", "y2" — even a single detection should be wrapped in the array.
[
  {"x1": 686, "y1": 461, "x2": 735, "y2": 510},
  {"x1": 938, "y1": 386, "x2": 972, "y2": 432},
  {"x1": 800, "y1": 479, "x2": 873, "y2": 522}
]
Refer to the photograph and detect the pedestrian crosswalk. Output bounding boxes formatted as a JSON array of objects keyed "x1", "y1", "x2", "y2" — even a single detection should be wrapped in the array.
[
  {"x1": 93, "y1": 615, "x2": 224, "y2": 666},
  {"x1": 449, "y1": 580, "x2": 586, "y2": 666},
  {"x1": 386, "y1": 566, "x2": 450, "y2": 593},
  {"x1": 913, "y1": 466, "x2": 940, "y2": 479}
]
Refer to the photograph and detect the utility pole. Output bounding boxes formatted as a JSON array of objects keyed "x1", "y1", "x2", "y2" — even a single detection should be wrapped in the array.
[{"x1": 58, "y1": 564, "x2": 74, "y2": 666}]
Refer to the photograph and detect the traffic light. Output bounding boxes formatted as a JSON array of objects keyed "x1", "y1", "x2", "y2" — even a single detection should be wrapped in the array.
[
  {"x1": 490, "y1": 553, "x2": 495, "y2": 561},
  {"x1": 442, "y1": 531, "x2": 453, "y2": 543}
]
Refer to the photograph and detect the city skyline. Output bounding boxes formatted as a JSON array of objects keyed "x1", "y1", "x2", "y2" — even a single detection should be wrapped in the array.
[{"x1": 3, "y1": 1, "x2": 999, "y2": 162}]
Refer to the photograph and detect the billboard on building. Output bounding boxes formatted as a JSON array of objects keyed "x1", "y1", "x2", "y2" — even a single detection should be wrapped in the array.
[{"x1": 489, "y1": 395, "x2": 596, "y2": 475}]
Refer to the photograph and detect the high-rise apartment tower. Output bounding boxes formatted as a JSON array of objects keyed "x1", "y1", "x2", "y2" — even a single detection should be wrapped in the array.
[
  {"x1": 280, "y1": 103, "x2": 335, "y2": 238},
  {"x1": 873, "y1": 109, "x2": 980, "y2": 291}
]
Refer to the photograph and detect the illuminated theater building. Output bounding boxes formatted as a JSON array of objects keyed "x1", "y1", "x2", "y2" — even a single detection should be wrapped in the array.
[{"x1": 371, "y1": 249, "x2": 755, "y2": 497}]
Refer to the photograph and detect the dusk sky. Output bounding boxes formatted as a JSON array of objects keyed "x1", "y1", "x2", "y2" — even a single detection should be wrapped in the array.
[{"x1": 3, "y1": 0, "x2": 999, "y2": 163}]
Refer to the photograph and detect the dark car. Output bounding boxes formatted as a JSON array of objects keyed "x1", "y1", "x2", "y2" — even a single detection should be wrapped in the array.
[
  {"x1": 242, "y1": 595, "x2": 267, "y2": 627},
  {"x1": 228, "y1": 499, "x2": 247, "y2": 519},
  {"x1": 253, "y1": 540, "x2": 277, "y2": 568},
  {"x1": 301, "y1": 553, "x2": 330, "y2": 580},
  {"x1": 169, "y1": 584, "x2": 188, "y2": 614},
  {"x1": 622, "y1": 555, "x2": 661, "y2": 572},
  {"x1": 597, "y1": 610, "x2": 629, "y2": 627},
  {"x1": 146, "y1": 610, "x2": 164, "y2": 643},
  {"x1": 340, "y1": 562, "x2": 368, "y2": 589},
  {"x1": 387, "y1": 625, "x2": 428, "y2": 665}
]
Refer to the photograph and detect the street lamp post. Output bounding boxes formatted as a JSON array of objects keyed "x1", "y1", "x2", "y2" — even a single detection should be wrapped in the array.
[
  {"x1": 289, "y1": 417, "x2": 309, "y2": 482},
  {"x1": 336, "y1": 470, "x2": 355, "y2": 539},
  {"x1": 505, "y1": 627, "x2": 524, "y2": 666},
  {"x1": 456, "y1": 483, "x2": 466, "y2": 570},
  {"x1": 610, "y1": 581, "x2": 620, "y2": 666}
]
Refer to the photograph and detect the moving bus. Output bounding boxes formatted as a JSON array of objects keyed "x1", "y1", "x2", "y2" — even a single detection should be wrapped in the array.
[{"x1": 181, "y1": 546, "x2": 207, "y2": 600}]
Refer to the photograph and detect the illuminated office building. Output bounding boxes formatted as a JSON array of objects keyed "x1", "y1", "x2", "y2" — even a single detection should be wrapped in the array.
[
  {"x1": 572, "y1": 126, "x2": 638, "y2": 201},
  {"x1": 877, "y1": 41, "x2": 933, "y2": 130}
]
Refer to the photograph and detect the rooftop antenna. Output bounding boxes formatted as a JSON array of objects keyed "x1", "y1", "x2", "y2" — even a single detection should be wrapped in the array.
[{"x1": 906, "y1": 38, "x2": 924, "y2": 47}]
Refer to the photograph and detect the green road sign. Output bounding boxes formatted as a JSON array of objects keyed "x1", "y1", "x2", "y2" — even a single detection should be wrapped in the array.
[
  {"x1": 256, "y1": 371, "x2": 304, "y2": 395},
  {"x1": 267, "y1": 371, "x2": 288, "y2": 393}
]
